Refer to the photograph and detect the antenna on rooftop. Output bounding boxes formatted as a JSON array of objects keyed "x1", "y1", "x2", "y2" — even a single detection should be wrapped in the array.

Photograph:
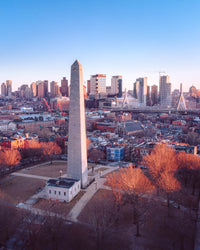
[{"x1": 159, "y1": 71, "x2": 166, "y2": 77}]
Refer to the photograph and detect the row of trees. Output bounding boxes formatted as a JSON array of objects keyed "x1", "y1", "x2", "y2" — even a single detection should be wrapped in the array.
[
  {"x1": 0, "y1": 141, "x2": 62, "y2": 174},
  {"x1": 21, "y1": 141, "x2": 62, "y2": 163}
]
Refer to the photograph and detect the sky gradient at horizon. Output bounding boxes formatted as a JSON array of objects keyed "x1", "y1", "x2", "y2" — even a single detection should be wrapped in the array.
[{"x1": 0, "y1": 0, "x2": 200, "y2": 91}]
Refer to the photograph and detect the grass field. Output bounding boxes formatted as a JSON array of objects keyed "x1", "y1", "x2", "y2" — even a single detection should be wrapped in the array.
[
  {"x1": 78, "y1": 188, "x2": 196, "y2": 250},
  {"x1": 21, "y1": 162, "x2": 67, "y2": 178},
  {"x1": 34, "y1": 191, "x2": 85, "y2": 216},
  {"x1": 0, "y1": 176, "x2": 46, "y2": 205},
  {"x1": 0, "y1": 161, "x2": 94, "y2": 206},
  {"x1": 20, "y1": 162, "x2": 97, "y2": 178}
]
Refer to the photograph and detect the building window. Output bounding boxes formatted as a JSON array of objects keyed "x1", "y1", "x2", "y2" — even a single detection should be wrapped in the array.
[
  {"x1": 64, "y1": 192, "x2": 66, "y2": 196},
  {"x1": 54, "y1": 191, "x2": 56, "y2": 195},
  {"x1": 59, "y1": 191, "x2": 61, "y2": 195},
  {"x1": 49, "y1": 190, "x2": 51, "y2": 194}
]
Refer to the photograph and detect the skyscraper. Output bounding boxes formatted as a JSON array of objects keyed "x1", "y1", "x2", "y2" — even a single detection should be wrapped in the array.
[
  {"x1": 90, "y1": 74, "x2": 106, "y2": 98},
  {"x1": 146, "y1": 85, "x2": 151, "y2": 106},
  {"x1": 1, "y1": 81, "x2": 12, "y2": 96},
  {"x1": 67, "y1": 60, "x2": 88, "y2": 188},
  {"x1": 43, "y1": 80, "x2": 49, "y2": 97},
  {"x1": 37, "y1": 80, "x2": 49, "y2": 99},
  {"x1": 133, "y1": 81, "x2": 139, "y2": 99},
  {"x1": 37, "y1": 82, "x2": 45, "y2": 99},
  {"x1": 151, "y1": 85, "x2": 158, "y2": 106},
  {"x1": 111, "y1": 75, "x2": 122, "y2": 97},
  {"x1": 1, "y1": 83, "x2": 6, "y2": 96},
  {"x1": 31, "y1": 82, "x2": 37, "y2": 97},
  {"x1": 136, "y1": 77, "x2": 147, "y2": 105},
  {"x1": 159, "y1": 75, "x2": 171, "y2": 106},
  {"x1": 50, "y1": 81, "x2": 58, "y2": 97},
  {"x1": 61, "y1": 77, "x2": 68, "y2": 96},
  {"x1": 87, "y1": 80, "x2": 90, "y2": 96},
  {"x1": 6, "y1": 80, "x2": 12, "y2": 96}
]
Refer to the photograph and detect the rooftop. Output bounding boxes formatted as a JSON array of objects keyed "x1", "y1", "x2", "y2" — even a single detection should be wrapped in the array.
[{"x1": 46, "y1": 177, "x2": 80, "y2": 189}]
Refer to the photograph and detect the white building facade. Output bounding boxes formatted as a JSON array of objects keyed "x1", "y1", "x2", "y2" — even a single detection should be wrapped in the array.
[
  {"x1": 136, "y1": 77, "x2": 147, "y2": 106},
  {"x1": 46, "y1": 178, "x2": 81, "y2": 202},
  {"x1": 90, "y1": 74, "x2": 106, "y2": 98}
]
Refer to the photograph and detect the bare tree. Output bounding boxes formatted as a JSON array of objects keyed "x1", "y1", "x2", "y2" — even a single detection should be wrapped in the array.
[
  {"x1": 143, "y1": 143, "x2": 178, "y2": 195},
  {"x1": 177, "y1": 151, "x2": 200, "y2": 196},
  {"x1": 159, "y1": 171, "x2": 180, "y2": 208},
  {"x1": 0, "y1": 149, "x2": 21, "y2": 173},
  {"x1": 21, "y1": 140, "x2": 43, "y2": 161},
  {"x1": 40, "y1": 142, "x2": 62, "y2": 163},
  {"x1": 187, "y1": 132, "x2": 200, "y2": 146},
  {"x1": 88, "y1": 148, "x2": 105, "y2": 163},
  {"x1": 107, "y1": 167, "x2": 154, "y2": 236}
]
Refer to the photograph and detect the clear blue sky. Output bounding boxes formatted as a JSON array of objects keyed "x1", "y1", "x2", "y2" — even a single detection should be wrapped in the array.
[{"x1": 0, "y1": 0, "x2": 200, "y2": 91}]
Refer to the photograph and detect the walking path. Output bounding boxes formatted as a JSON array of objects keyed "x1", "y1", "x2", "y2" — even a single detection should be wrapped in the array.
[
  {"x1": 16, "y1": 164, "x2": 118, "y2": 223},
  {"x1": 18, "y1": 203, "x2": 69, "y2": 220},
  {"x1": 24, "y1": 188, "x2": 47, "y2": 205},
  {"x1": 67, "y1": 166, "x2": 117, "y2": 222},
  {"x1": 67, "y1": 177, "x2": 105, "y2": 222},
  {"x1": 11, "y1": 172, "x2": 51, "y2": 180}
]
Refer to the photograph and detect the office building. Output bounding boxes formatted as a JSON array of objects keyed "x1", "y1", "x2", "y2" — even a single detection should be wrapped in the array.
[
  {"x1": 37, "y1": 82, "x2": 45, "y2": 99},
  {"x1": 50, "y1": 81, "x2": 58, "y2": 97},
  {"x1": 6, "y1": 80, "x2": 12, "y2": 96},
  {"x1": 1, "y1": 81, "x2": 12, "y2": 96},
  {"x1": 107, "y1": 146, "x2": 124, "y2": 161},
  {"x1": 133, "y1": 81, "x2": 139, "y2": 99},
  {"x1": 90, "y1": 74, "x2": 106, "y2": 98},
  {"x1": 106, "y1": 86, "x2": 112, "y2": 95},
  {"x1": 146, "y1": 85, "x2": 151, "y2": 106},
  {"x1": 60, "y1": 77, "x2": 68, "y2": 97},
  {"x1": 87, "y1": 80, "x2": 90, "y2": 96},
  {"x1": 31, "y1": 82, "x2": 37, "y2": 97},
  {"x1": 151, "y1": 85, "x2": 158, "y2": 106},
  {"x1": 43, "y1": 80, "x2": 48, "y2": 97},
  {"x1": 111, "y1": 75, "x2": 122, "y2": 97},
  {"x1": 136, "y1": 77, "x2": 147, "y2": 105},
  {"x1": 159, "y1": 75, "x2": 171, "y2": 106},
  {"x1": 1, "y1": 83, "x2": 6, "y2": 96}
]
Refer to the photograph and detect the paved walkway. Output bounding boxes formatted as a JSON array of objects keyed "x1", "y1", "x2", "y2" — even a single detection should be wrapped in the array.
[
  {"x1": 11, "y1": 172, "x2": 51, "y2": 180},
  {"x1": 25, "y1": 188, "x2": 47, "y2": 205},
  {"x1": 14, "y1": 164, "x2": 118, "y2": 223},
  {"x1": 17, "y1": 203, "x2": 70, "y2": 221},
  {"x1": 67, "y1": 165, "x2": 117, "y2": 222}
]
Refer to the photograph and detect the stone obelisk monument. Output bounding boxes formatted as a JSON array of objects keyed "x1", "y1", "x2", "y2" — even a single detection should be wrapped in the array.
[{"x1": 67, "y1": 60, "x2": 88, "y2": 188}]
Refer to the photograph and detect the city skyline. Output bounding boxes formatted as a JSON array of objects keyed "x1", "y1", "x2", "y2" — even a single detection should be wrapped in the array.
[{"x1": 0, "y1": 0, "x2": 200, "y2": 91}]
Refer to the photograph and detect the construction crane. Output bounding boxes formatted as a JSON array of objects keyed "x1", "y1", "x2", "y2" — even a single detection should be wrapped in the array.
[
  {"x1": 42, "y1": 98, "x2": 52, "y2": 112},
  {"x1": 57, "y1": 101, "x2": 65, "y2": 116}
]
